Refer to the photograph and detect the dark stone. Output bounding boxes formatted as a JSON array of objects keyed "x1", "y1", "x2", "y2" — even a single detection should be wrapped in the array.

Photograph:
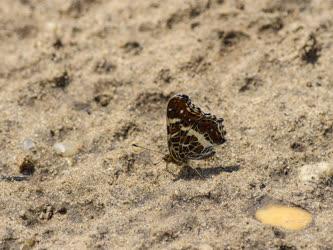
[
  {"x1": 54, "y1": 71, "x2": 70, "y2": 89},
  {"x1": 19, "y1": 157, "x2": 35, "y2": 176}
]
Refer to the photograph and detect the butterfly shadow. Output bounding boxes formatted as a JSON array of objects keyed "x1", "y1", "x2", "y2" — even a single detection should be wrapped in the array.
[{"x1": 174, "y1": 164, "x2": 240, "y2": 181}]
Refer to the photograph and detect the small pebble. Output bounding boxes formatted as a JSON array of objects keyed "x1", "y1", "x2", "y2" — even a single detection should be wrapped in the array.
[
  {"x1": 57, "y1": 206, "x2": 67, "y2": 215},
  {"x1": 53, "y1": 141, "x2": 80, "y2": 157},
  {"x1": 198, "y1": 244, "x2": 214, "y2": 250},
  {"x1": 299, "y1": 161, "x2": 333, "y2": 184},
  {"x1": 39, "y1": 205, "x2": 54, "y2": 220},
  {"x1": 22, "y1": 138, "x2": 35, "y2": 151},
  {"x1": 18, "y1": 156, "x2": 35, "y2": 176}
]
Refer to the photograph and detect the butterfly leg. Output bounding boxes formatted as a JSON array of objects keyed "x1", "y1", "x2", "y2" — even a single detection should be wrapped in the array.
[
  {"x1": 189, "y1": 165, "x2": 204, "y2": 179},
  {"x1": 180, "y1": 164, "x2": 204, "y2": 179}
]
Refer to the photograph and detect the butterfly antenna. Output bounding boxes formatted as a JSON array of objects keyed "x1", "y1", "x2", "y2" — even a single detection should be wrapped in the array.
[{"x1": 132, "y1": 143, "x2": 165, "y2": 156}]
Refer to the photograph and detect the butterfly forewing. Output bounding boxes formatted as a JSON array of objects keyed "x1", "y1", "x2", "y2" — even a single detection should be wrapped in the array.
[{"x1": 166, "y1": 94, "x2": 226, "y2": 164}]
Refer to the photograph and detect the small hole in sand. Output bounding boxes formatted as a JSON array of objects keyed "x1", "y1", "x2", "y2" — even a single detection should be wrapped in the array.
[{"x1": 255, "y1": 204, "x2": 312, "y2": 231}]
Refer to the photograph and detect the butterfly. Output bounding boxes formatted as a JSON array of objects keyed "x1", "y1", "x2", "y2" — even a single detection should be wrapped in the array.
[
  {"x1": 133, "y1": 94, "x2": 226, "y2": 177},
  {"x1": 165, "y1": 94, "x2": 226, "y2": 166}
]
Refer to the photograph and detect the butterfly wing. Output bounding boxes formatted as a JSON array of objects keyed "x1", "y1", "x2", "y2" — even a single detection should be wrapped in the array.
[
  {"x1": 185, "y1": 115, "x2": 226, "y2": 160},
  {"x1": 166, "y1": 94, "x2": 226, "y2": 164},
  {"x1": 167, "y1": 94, "x2": 203, "y2": 163}
]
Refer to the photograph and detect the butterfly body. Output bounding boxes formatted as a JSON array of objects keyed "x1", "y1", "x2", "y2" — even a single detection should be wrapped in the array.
[{"x1": 166, "y1": 94, "x2": 226, "y2": 165}]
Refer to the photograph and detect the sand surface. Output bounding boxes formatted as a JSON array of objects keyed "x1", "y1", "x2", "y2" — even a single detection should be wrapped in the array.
[{"x1": 0, "y1": 0, "x2": 333, "y2": 249}]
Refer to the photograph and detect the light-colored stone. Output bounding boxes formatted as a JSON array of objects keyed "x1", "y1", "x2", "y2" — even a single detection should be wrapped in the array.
[
  {"x1": 299, "y1": 161, "x2": 333, "y2": 183},
  {"x1": 53, "y1": 141, "x2": 80, "y2": 157},
  {"x1": 198, "y1": 243, "x2": 214, "y2": 250},
  {"x1": 22, "y1": 138, "x2": 35, "y2": 151}
]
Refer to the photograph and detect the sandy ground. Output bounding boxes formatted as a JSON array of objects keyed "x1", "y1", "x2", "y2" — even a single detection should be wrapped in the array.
[{"x1": 0, "y1": 0, "x2": 333, "y2": 249}]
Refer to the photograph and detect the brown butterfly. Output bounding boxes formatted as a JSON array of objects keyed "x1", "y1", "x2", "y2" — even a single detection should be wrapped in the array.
[
  {"x1": 165, "y1": 94, "x2": 226, "y2": 166},
  {"x1": 133, "y1": 94, "x2": 226, "y2": 177}
]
